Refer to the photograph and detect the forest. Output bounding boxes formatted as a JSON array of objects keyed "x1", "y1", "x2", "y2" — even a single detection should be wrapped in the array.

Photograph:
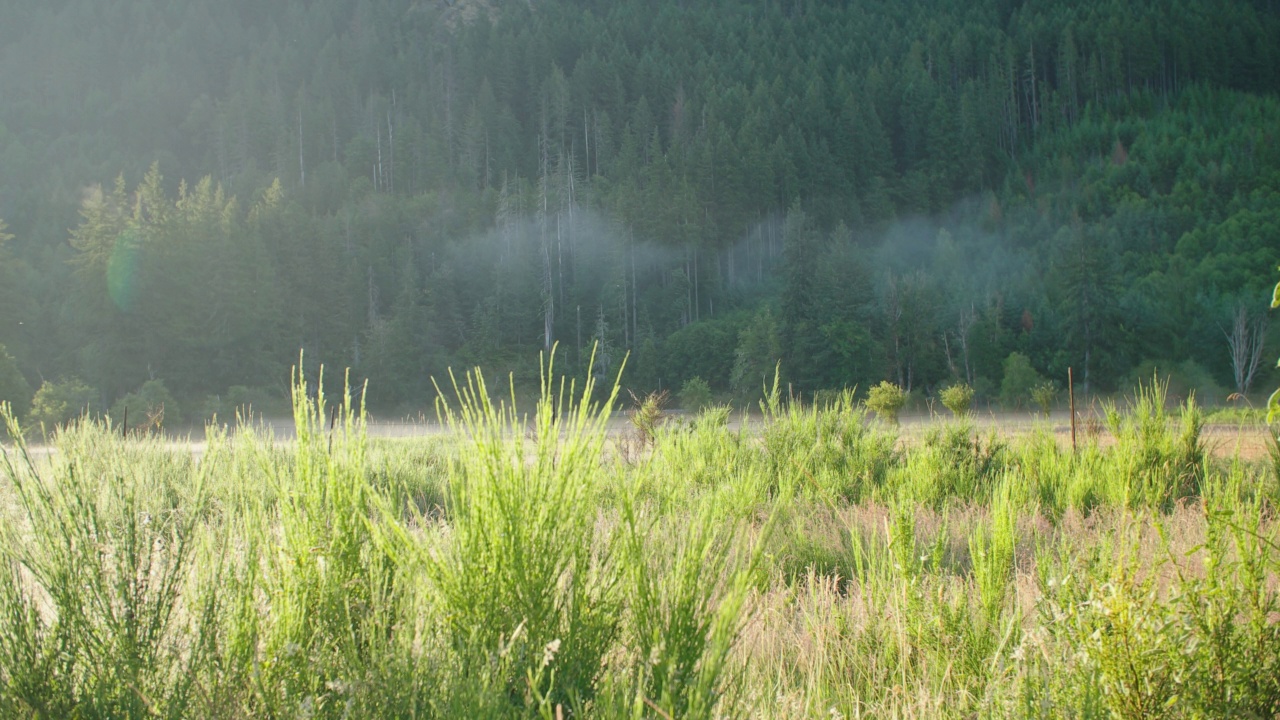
[{"x1": 1, "y1": 0, "x2": 1279, "y2": 421}]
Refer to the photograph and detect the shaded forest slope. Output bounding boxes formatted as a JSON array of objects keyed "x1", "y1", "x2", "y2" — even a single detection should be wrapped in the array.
[{"x1": 0, "y1": 0, "x2": 1278, "y2": 416}]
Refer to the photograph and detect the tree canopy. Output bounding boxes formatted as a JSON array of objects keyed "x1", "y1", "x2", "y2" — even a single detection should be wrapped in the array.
[{"x1": 0, "y1": 0, "x2": 1277, "y2": 415}]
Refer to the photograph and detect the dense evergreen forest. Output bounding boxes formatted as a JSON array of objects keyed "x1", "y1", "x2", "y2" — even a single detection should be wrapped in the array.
[{"x1": 1, "y1": 0, "x2": 1278, "y2": 420}]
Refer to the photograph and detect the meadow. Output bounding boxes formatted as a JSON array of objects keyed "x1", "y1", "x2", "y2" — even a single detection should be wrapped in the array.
[{"x1": 1, "y1": 364, "x2": 1279, "y2": 719}]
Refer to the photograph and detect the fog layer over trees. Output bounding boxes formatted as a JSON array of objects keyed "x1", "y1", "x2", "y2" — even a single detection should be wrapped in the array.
[{"x1": 0, "y1": 0, "x2": 1278, "y2": 418}]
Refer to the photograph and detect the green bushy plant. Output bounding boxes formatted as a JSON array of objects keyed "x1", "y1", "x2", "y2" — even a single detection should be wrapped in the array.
[
  {"x1": 730, "y1": 307, "x2": 781, "y2": 403},
  {"x1": 1040, "y1": 506, "x2": 1280, "y2": 720},
  {"x1": 1031, "y1": 381, "x2": 1059, "y2": 416},
  {"x1": 424, "y1": 355, "x2": 623, "y2": 709},
  {"x1": 1000, "y1": 352, "x2": 1045, "y2": 409},
  {"x1": 7, "y1": 349, "x2": 1280, "y2": 716},
  {"x1": 678, "y1": 376, "x2": 714, "y2": 412},
  {"x1": 1103, "y1": 376, "x2": 1205, "y2": 508},
  {"x1": 1203, "y1": 405, "x2": 1268, "y2": 425},
  {"x1": 0, "y1": 409, "x2": 218, "y2": 718},
  {"x1": 111, "y1": 379, "x2": 181, "y2": 429},
  {"x1": 969, "y1": 477, "x2": 1017, "y2": 618},
  {"x1": 761, "y1": 386, "x2": 897, "y2": 504},
  {"x1": 28, "y1": 378, "x2": 99, "y2": 430},
  {"x1": 940, "y1": 382, "x2": 975, "y2": 417},
  {"x1": 892, "y1": 421, "x2": 1008, "y2": 507},
  {"x1": 864, "y1": 381, "x2": 907, "y2": 424}
]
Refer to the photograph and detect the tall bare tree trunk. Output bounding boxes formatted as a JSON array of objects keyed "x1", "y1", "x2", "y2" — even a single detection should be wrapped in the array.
[{"x1": 1226, "y1": 302, "x2": 1268, "y2": 396}]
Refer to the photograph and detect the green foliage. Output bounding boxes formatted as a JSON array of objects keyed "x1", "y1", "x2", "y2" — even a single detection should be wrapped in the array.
[
  {"x1": 891, "y1": 421, "x2": 1010, "y2": 508},
  {"x1": 1000, "y1": 352, "x2": 1046, "y2": 410},
  {"x1": 1102, "y1": 377, "x2": 1206, "y2": 509},
  {"x1": 424, "y1": 358, "x2": 623, "y2": 708},
  {"x1": 969, "y1": 478, "x2": 1018, "y2": 618},
  {"x1": 864, "y1": 381, "x2": 907, "y2": 424},
  {"x1": 0, "y1": 411, "x2": 217, "y2": 718},
  {"x1": 0, "y1": 0, "x2": 1277, "y2": 409},
  {"x1": 1202, "y1": 405, "x2": 1268, "y2": 425},
  {"x1": 760, "y1": 388, "x2": 898, "y2": 504},
  {"x1": 111, "y1": 379, "x2": 181, "y2": 429},
  {"x1": 658, "y1": 320, "x2": 741, "y2": 394},
  {"x1": 0, "y1": 344, "x2": 30, "y2": 422},
  {"x1": 618, "y1": 494, "x2": 763, "y2": 720},
  {"x1": 677, "y1": 376, "x2": 714, "y2": 413},
  {"x1": 940, "y1": 382, "x2": 975, "y2": 417},
  {"x1": 1124, "y1": 359, "x2": 1224, "y2": 407},
  {"x1": 28, "y1": 378, "x2": 99, "y2": 430},
  {"x1": 3, "y1": 366, "x2": 1280, "y2": 716},
  {"x1": 730, "y1": 308, "x2": 782, "y2": 403},
  {"x1": 628, "y1": 389, "x2": 669, "y2": 447},
  {"x1": 1041, "y1": 508, "x2": 1280, "y2": 720},
  {"x1": 1031, "y1": 381, "x2": 1059, "y2": 416}
]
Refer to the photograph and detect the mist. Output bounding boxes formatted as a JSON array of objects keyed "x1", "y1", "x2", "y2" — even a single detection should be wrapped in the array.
[{"x1": 0, "y1": 0, "x2": 1276, "y2": 426}]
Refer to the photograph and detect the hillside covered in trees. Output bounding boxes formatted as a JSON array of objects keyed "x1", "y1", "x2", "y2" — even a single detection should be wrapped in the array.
[{"x1": 0, "y1": 0, "x2": 1278, "y2": 419}]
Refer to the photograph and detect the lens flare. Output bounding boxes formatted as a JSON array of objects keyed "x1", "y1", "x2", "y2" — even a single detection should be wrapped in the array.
[{"x1": 106, "y1": 229, "x2": 140, "y2": 311}]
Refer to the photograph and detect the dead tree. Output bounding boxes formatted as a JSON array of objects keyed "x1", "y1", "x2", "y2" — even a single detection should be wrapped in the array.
[{"x1": 1225, "y1": 302, "x2": 1267, "y2": 396}]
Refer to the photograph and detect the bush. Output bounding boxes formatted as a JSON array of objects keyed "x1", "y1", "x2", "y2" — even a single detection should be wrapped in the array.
[
  {"x1": 111, "y1": 379, "x2": 181, "y2": 430},
  {"x1": 658, "y1": 318, "x2": 742, "y2": 394},
  {"x1": 1000, "y1": 352, "x2": 1045, "y2": 409},
  {"x1": 939, "y1": 383, "x2": 975, "y2": 417},
  {"x1": 29, "y1": 378, "x2": 99, "y2": 429},
  {"x1": 678, "y1": 376, "x2": 714, "y2": 412},
  {"x1": 1031, "y1": 381, "x2": 1059, "y2": 416},
  {"x1": 864, "y1": 381, "x2": 907, "y2": 424}
]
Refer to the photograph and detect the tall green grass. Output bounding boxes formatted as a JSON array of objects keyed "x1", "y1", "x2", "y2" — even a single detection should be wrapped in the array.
[{"x1": 0, "y1": 367, "x2": 1277, "y2": 719}]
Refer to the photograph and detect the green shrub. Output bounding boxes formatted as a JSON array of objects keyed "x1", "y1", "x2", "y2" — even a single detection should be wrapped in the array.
[
  {"x1": 0, "y1": 414, "x2": 218, "y2": 717},
  {"x1": 864, "y1": 381, "x2": 907, "y2": 424},
  {"x1": 1031, "y1": 381, "x2": 1058, "y2": 416},
  {"x1": 678, "y1": 376, "x2": 714, "y2": 412},
  {"x1": 29, "y1": 377, "x2": 99, "y2": 429},
  {"x1": 730, "y1": 308, "x2": 782, "y2": 402},
  {"x1": 940, "y1": 382, "x2": 975, "y2": 417},
  {"x1": 426, "y1": 360, "x2": 622, "y2": 709},
  {"x1": 999, "y1": 352, "x2": 1045, "y2": 409},
  {"x1": 111, "y1": 379, "x2": 182, "y2": 429},
  {"x1": 1102, "y1": 376, "x2": 1205, "y2": 508}
]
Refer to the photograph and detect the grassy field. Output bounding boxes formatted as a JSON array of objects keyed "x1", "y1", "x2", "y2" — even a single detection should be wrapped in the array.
[{"x1": 2, "y1": 366, "x2": 1279, "y2": 719}]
